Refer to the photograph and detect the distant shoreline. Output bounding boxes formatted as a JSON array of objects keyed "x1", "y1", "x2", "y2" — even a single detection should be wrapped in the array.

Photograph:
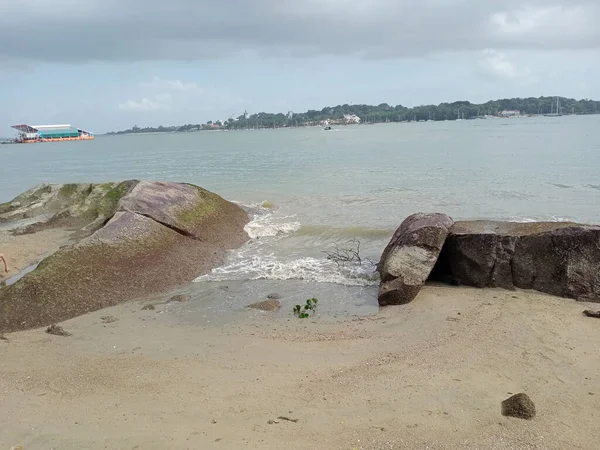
[
  {"x1": 104, "y1": 110, "x2": 599, "y2": 136},
  {"x1": 106, "y1": 95, "x2": 600, "y2": 135}
]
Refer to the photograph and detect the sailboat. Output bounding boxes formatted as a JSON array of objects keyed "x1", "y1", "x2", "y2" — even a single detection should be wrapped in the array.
[{"x1": 544, "y1": 97, "x2": 562, "y2": 117}]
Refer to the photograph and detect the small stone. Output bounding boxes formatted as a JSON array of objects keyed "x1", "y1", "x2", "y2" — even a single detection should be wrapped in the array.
[
  {"x1": 169, "y1": 294, "x2": 190, "y2": 303},
  {"x1": 101, "y1": 315, "x2": 118, "y2": 324},
  {"x1": 501, "y1": 393, "x2": 536, "y2": 420},
  {"x1": 46, "y1": 324, "x2": 71, "y2": 337},
  {"x1": 583, "y1": 310, "x2": 600, "y2": 318},
  {"x1": 247, "y1": 299, "x2": 281, "y2": 312},
  {"x1": 142, "y1": 304, "x2": 156, "y2": 311},
  {"x1": 10, "y1": 446, "x2": 24, "y2": 450},
  {"x1": 267, "y1": 293, "x2": 283, "y2": 300}
]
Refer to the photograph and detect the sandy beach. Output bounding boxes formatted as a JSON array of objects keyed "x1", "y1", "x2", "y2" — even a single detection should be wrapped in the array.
[
  {"x1": 0, "y1": 228, "x2": 76, "y2": 284},
  {"x1": 2, "y1": 285, "x2": 599, "y2": 449}
]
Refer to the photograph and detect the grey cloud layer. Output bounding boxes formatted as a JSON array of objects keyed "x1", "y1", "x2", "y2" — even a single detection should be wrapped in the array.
[{"x1": 1, "y1": 0, "x2": 599, "y2": 62}]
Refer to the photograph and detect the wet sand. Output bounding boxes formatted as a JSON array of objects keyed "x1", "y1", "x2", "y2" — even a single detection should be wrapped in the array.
[{"x1": 1, "y1": 285, "x2": 599, "y2": 449}]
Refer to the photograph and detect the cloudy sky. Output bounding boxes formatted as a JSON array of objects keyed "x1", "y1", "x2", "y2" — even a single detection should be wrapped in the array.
[{"x1": 1, "y1": 0, "x2": 599, "y2": 133}]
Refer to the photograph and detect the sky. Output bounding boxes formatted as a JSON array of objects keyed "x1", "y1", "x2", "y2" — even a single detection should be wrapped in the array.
[{"x1": 1, "y1": 0, "x2": 599, "y2": 134}]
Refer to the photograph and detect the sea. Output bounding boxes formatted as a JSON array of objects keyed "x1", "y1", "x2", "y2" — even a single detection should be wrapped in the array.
[{"x1": 2, "y1": 116, "x2": 600, "y2": 322}]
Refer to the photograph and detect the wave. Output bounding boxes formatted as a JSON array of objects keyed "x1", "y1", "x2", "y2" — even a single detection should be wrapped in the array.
[
  {"x1": 195, "y1": 202, "x2": 380, "y2": 286},
  {"x1": 236, "y1": 201, "x2": 301, "y2": 239},
  {"x1": 244, "y1": 214, "x2": 301, "y2": 239},
  {"x1": 197, "y1": 253, "x2": 379, "y2": 287},
  {"x1": 507, "y1": 215, "x2": 575, "y2": 223}
]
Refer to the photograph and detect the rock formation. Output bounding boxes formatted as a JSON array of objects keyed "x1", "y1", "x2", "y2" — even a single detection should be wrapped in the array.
[
  {"x1": 377, "y1": 213, "x2": 454, "y2": 305},
  {"x1": 432, "y1": 221, "x2": 600, "y2": 302},
  {"x1": 379, "y1": 215, "x2": 600, "y2": 305},
  {"x1": 0, "y1": 181, "x2": 248, "y2": 333}
]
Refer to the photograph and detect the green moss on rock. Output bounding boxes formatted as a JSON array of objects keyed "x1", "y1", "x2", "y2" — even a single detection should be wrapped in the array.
[
  {"x1": 95, "y1": 182, "x2": 133, "y2": 217},
  {"x1": 58, "y1": 183, "x2": 80, "y2": 199}
]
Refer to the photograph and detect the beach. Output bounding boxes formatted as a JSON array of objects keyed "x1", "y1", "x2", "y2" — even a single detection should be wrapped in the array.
[
  {"x1": 0, "y1": 228, "x2": 76, "y2": 285},
  {"x1": 1, "y1": 120, "x2": 600, "y2": 449},
  {"x1": 2, "y1": 285, "x2": 599, "y2": 449}
]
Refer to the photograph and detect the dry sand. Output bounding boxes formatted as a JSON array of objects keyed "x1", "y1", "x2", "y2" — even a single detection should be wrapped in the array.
[
  {"x1": 0, "y1": 228, "x2": 76, "y2": 284},
  {"x1": 1, "y1": 285, "x2": 599, "y2": 449}
]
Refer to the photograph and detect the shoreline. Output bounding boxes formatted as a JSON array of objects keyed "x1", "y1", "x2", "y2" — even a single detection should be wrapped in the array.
[{"x1": 1, "y1": 285, "x2": 599, "y2": 449}]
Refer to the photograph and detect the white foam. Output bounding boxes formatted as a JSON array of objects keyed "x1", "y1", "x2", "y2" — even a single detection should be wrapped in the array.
[
  {"x1": 195, "y1": 200, "x2": 378, "y2": 287},
  {"x1": 244, "y1": 213, "x2": 301, "y2": 239},
  {"x1": 509, "y1": 216, "x2": 575, "y2": 223},
  {"x1": 197, "y1": 254, "x2": 379, "y2": 287}
]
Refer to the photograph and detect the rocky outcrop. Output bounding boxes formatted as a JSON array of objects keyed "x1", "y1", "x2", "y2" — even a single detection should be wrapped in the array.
[
  {"x1": 432, "y1": 221, "x2": 600, "y2": 302},
  {"x1": 0, "y1": 181, "x2": 248, "y2": 333},
  {"x1": 0, "y1": 181, "x2": 137, "y2": 236},
  {"x1": 377, "y1": 213, "x2": 454, "y2": 305}
]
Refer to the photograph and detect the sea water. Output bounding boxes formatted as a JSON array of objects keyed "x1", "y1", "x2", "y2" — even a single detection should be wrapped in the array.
[{"x1": 2, "y1": 117, "x2": 599, "y2": 322}]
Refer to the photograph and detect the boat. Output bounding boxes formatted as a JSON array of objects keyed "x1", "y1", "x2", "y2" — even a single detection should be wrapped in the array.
[
  {"x1": 10, "y1": 124, "x2": 95, "y2": 143},
  {"x1": 543, "y1": 97, "x2": 562, "y2": 117},
  {"x1": 324, "y1": 126, "x2": 332, "y2": 131}
]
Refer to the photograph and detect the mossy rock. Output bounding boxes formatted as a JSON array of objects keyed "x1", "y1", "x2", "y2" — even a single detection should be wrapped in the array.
[{"x1": 0, "y1": 180, "x2": 249, "y2": 333}]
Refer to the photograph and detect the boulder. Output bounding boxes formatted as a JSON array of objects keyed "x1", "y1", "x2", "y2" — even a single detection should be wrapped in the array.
[
  {"x1": 0, "y1": 181, "x2": 249, "y2": 333},
  {"x1": 432, "y1": 221, "x2": 600, "y2": 302},
  {"x1": 501, "y1": 393, "x2": 536, "y2": 420},
  {"x1": 377, "y1": 213, "x2": 453, "y2": 305}
]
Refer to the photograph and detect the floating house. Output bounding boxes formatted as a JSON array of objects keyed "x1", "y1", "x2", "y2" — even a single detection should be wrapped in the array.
[{"x1": 11, "y1": 124, "x2": 94, "y2": 143}]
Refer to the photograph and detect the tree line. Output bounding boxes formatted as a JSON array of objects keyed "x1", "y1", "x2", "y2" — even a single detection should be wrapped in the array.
[{"x1": 107, "y1": 96, "x2": 600, "y2": 134}]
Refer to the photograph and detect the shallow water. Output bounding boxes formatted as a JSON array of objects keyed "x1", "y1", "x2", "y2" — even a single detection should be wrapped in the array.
[{"x1": 2, "y1": 117, "x2": 600, "y2": 320}]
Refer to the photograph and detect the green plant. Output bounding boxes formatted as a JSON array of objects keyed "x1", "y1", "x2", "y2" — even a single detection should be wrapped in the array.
[{"x1": 293, "y1": 297, "x2": 318, "y2": 319}]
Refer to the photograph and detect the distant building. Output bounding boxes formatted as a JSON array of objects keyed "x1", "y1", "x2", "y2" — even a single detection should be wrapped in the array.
[
  {"x1": 343, "y1": 114, "x2": 361, "y2": 124},
  {"x1": 498, "y1": 110, "x2": 521, "y2": 117}
]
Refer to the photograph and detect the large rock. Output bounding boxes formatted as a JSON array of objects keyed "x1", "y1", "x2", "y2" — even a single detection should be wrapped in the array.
[
  {"x1": 0, "y1": 181, "x2": 249, "y2": 333},
  {"x1": 377, "y1": 213, "x2": 454, "y2": 305},
  {"x1": 432, "y1": 221, "x2": 600, "y2": 302}
]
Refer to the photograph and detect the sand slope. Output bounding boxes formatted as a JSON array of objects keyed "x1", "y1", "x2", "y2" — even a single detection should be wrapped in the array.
[{"x1": 1, "y1": 286, "x2": 599, "y2": 449}]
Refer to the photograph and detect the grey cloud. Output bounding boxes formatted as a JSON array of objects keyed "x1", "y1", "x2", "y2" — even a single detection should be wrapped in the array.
[{"x1": 1, "y1": 0, "x2": 599, "y2": 62}]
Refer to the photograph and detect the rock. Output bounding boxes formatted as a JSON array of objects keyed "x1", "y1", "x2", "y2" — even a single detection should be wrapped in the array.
[
  {"x1": 583, "y1": 310, "x2": 600, "y2": 318},
  {"x1": 46, "y1": 324, "x2": 71, "y2": 337},
  {"x1": 142, "y1": 304, "x2": 156, "y2": 311},
  {"x1": 377, "y1": 213, "x2": 453, "y2": 305},
  {"x1": 0, "y1": 181, "x2": 137, "y2": 235},
  {"x1": 247, "y1": 299, "x2": 281, "y2": 312},
  {"x1": 432, "y1": 221, "x2": 600, "y2": 302},
  {"x1": 100, "y1": 315, "x2": 118, "y2": 324},
  {"x1": 267, "y1": 293, "x2": 283, "y2": 300},
  {"x1": 0, "y1": 181, "x2": 249, "y2": 333},
  {"x1": 501, "y1": 393, "x2": 536, "y2": 420},
  {"x1": 169, "y1": 294, "x2": 191, "y2": 303}
]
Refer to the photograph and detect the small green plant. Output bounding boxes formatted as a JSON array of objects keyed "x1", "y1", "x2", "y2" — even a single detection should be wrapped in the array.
[{"x1": 293, "y1": 297, "x2": 318, "y2": 319}]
